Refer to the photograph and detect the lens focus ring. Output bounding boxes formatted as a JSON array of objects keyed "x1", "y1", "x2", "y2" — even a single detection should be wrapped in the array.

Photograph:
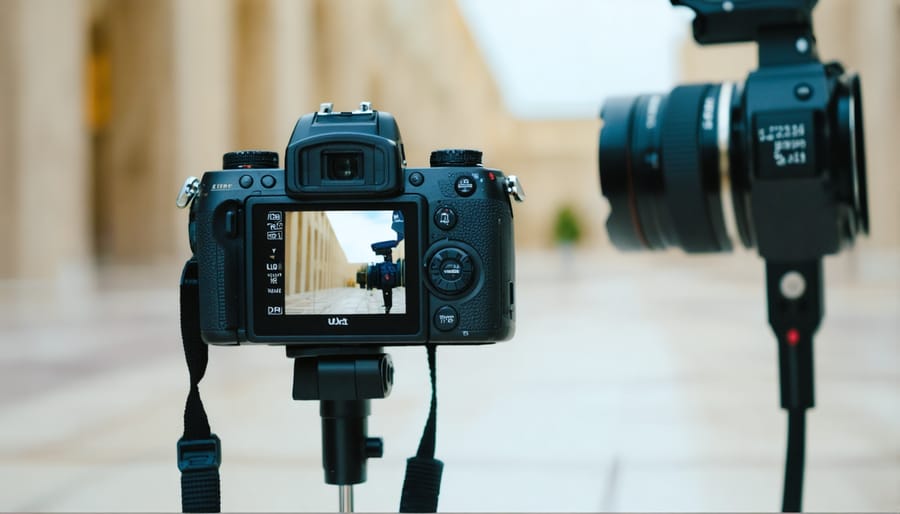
[{"x1": 660, "y1": 85, "x2": 727, "y2": 253}]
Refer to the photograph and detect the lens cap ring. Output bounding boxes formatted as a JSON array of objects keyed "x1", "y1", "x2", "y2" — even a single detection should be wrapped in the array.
[{"x1": 599, "y1": 97, "x2": 651, "y2": 250}]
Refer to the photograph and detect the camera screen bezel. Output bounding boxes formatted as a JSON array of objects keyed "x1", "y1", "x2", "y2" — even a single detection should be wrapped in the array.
[{"x1": 247, "y1": 197, "x2": 425, "y2": 342}]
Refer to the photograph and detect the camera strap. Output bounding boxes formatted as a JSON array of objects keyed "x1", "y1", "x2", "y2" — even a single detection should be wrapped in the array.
[
  {"x1": 177, "y1": 258, "x2": 443, "y2": 512},
  {"x1": 177, "y1": 259, "x2": 222, "y2": 513},
  {"x1": 399, "y1": 344, "x2": 444, "y2": 512}
]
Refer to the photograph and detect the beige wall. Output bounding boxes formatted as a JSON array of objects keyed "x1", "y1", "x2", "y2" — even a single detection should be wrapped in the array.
[
  {"x1": 91, "y1": 1, "x2": 176, "y2": 262},
  {"x1": 1, "y1": 0, "x2": 896, "y2": 281},
  {"x1": 305, "y1": 0, "x2": 606, "y2": 248},
  {"x1": 285, "y1": 212, "x2": 358, "y2": 295}
]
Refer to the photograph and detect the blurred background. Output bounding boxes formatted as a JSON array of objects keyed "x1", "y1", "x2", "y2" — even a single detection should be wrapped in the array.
[{"x1": 0, "y1": 0, "x2": 897, "y2": 511}]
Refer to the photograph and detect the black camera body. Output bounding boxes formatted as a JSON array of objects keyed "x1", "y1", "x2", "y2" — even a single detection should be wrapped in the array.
[
  {"x1": 741, "y1": 61, "x2": 866, "y2": 260},
  {"x1": 599, "y1": 0, "x2": 868, "y2": 261},
  {"x1": 187, "y1": 103, "x2": 522, "y2": 346}
]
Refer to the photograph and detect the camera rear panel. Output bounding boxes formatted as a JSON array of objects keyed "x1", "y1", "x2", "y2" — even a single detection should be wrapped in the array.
[
  {"x1": 406, "y1": 166, "x2": 516, "y2": 343},
  {"x1": 193, "y1": 165, "x2": 516, "y2": 346}
]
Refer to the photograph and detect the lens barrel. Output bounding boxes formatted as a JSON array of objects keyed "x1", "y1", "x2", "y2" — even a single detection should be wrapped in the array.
[{"x1": 599, "y1": 83, "x2": 746, "y2": 253}]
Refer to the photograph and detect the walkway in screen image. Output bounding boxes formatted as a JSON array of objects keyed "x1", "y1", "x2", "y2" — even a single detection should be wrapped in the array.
[{"x1": 285, "y1": 286, "x2": 406, "y2": 315}]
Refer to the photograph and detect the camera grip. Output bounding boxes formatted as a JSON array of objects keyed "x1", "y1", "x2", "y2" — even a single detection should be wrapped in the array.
[
  {"x1": 195, "y1": 209, "x2": 240, "y2": 338},
  {"x1": 428, "y1": 197, "x2": 516, "y2": 341}
]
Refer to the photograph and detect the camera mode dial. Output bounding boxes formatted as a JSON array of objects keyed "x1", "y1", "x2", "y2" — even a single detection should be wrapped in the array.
[
  {"x1": 223, "y1": 150, "x2": 279, "y2": 170},
  {"x1": 428, "y1": 247, "x2": 476, "y2": 296},
  {"x1": 430, "y1": 149, "x2": 483, "y2": 167}
]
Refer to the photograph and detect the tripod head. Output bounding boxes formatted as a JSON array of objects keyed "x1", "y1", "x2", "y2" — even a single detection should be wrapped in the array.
[{"x1": 371, "y1": 239, "x2": 398, "y2": 261}]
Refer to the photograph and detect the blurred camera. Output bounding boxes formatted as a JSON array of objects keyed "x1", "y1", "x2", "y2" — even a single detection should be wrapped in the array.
[
  {"x1": 355, "y1": 237, "x2": 406, "y2": 314},
  {"x1": 183, "y1": 102, "x2": 524, "y2": 346},
  {"x1": 598, "y1": 0, "x2": 869, "y2": 261}
]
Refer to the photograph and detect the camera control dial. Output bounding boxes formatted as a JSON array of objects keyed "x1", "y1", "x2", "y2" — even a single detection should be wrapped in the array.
[
  {"x1": 223, "y1": 150, "x2": 279, "y2": 170},
  {"x1": 427, "y1": 247, "x2": 475, "y2": 295},
  {"x1": 429, "y1": 149, "x2": 483, "y2": 167}
]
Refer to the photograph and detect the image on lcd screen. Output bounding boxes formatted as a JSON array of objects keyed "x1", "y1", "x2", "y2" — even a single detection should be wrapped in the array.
[{"x1": 283, "y1": 210, "x2": 406, "y2": 315}]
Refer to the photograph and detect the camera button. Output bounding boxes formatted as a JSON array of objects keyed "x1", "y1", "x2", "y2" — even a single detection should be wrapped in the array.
[
  {"x1": 440, "y1": 260, "x2": 463, "y2": 281},
  {"x1": 409, "y1": 172, "x2": 425, "y2": 187},
  {"x1": 224, "y1": 210, "x2": 238, "y2": 238},
  {"x1": 434, "y1": 306, "x2": 459, "y2": 331},
  {"x1": 461, "y1": 255, "x2": 473, "y2": 272},
  {"x1": 434, "y1": 207, "x2": 458, "y2": 230},
  {"x1": 239, "y1": 175, "x2": 254, "y2": 188},
  {"x1": 429, "y1": 247, "x2": 475, "y2": 295},
  {"x1": 261, "y1": 175, "x2": 276, "y2": 188},
  {"x1": 795, "y1": 83, "x2": 814, "y2": 101},
  {"x1": 454, "y1": 176, "x2": 476, "y2": 197}
]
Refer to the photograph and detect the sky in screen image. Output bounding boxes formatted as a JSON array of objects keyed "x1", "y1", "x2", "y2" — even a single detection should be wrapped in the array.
[{"x1": 326, "y1": 211, "x2": 400, "y2": 263}]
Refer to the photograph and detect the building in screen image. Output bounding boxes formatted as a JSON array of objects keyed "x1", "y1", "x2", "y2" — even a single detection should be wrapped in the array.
[{"x1": 283, "y1": 210, "x2": 406, "y2": 315}]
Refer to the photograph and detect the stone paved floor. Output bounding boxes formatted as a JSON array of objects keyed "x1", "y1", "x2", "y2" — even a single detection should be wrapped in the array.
[
  {"x1": 0, "y1": 249, "x2": 897, "y2": 512},
  {"x1": 285, "y1": 286, "x2": 406, "y2": 315}
]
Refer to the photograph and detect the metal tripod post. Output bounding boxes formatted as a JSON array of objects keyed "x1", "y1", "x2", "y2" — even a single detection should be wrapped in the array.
[
  {"x1": 289, "y1": 347, "x2": 393, "y2": 513},
  {"x1": 765, "y1": 259, "x2": 823, "y2": 512},
  {"x1": 339, "y1": 485, "x2": 353, "y2": 512}
]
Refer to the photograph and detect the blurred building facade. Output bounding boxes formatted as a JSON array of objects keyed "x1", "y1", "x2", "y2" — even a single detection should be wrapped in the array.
[
  {"x1": 0, "y1": 0, "x2": 897, "y2": 282},
  {"x1": 284, "y1": 211, "x2": 358, "y2": 295}
]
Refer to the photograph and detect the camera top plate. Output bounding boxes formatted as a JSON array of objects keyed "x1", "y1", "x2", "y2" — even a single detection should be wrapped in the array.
[
  {"x1": 673, "y1": 0, "x2": 817, "y2": 44},
  {"x1": 285, "y1": 102, "x2": 406, "y2": 198}
]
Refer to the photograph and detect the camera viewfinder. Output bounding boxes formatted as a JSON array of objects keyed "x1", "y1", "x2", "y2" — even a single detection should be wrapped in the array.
[{"x1": 326, "y1": 152, "x2": 363, "y2": 181}]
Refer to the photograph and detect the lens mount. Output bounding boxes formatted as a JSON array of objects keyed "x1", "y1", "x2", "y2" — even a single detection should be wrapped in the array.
[{"x1": 847, "y1": 74, "x2": 869, "y2": 235}]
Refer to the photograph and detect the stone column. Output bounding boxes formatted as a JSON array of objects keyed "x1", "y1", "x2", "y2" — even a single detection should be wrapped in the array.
[
  {"x1": 0, "y1": 0, "x2": 90, "y2": 281},
  {"x1": 171, "y1": 0, "x2": 237, "y2": 260},
  {"x1": 268, "y1": 0, "x2": 319, "y2": 143},
  {"x1": 93, "y1": 1, "x2": 177, "y2": 263},
  {"x1": 234, "y1": 0, "x2": 318, "y2": 152}
]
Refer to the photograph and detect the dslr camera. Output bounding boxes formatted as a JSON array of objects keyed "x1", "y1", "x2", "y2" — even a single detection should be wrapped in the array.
[
  {"x1": 596, "y1": 5, "x2": 872, "y2": 509},
  {"x1": 598, "y1": 0, "x2": 868, "y2": 260},
  {"x1": 180, "y1": 102, "x2": 524, "y2": 346}
]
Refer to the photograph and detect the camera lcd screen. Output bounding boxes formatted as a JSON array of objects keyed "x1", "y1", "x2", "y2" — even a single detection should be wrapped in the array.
[
  {"x1": 283, "y1": 210, "x2": 406, "y2": 315},
  {"x1": 250, "y1": 200, "x2": 422, "y2": 341}
]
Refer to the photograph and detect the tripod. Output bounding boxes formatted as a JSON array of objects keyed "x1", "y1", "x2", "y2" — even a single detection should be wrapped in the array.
[
  {"x1": 288, "y1": 346, "x2": 394, "y2": 513},
  {"x1": 765, "y1": 259, "x2": 822, "y2": 513}
]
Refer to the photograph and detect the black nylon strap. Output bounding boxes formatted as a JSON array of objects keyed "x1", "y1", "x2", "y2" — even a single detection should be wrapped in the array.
[
  {"x1": 178, "y1": 259, "x2": 221, "y2": 513},
  {"x1": 400, "y1": 345, "x2": 443, "y2": 512}
]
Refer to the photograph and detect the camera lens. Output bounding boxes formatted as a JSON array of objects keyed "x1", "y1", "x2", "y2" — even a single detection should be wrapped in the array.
[
  {"x1": 326, "y1": 152, "x2": 363, "y2": 180},
  {"x1": 599, "y1": 83, "x2": 752, "y2": 253}
]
